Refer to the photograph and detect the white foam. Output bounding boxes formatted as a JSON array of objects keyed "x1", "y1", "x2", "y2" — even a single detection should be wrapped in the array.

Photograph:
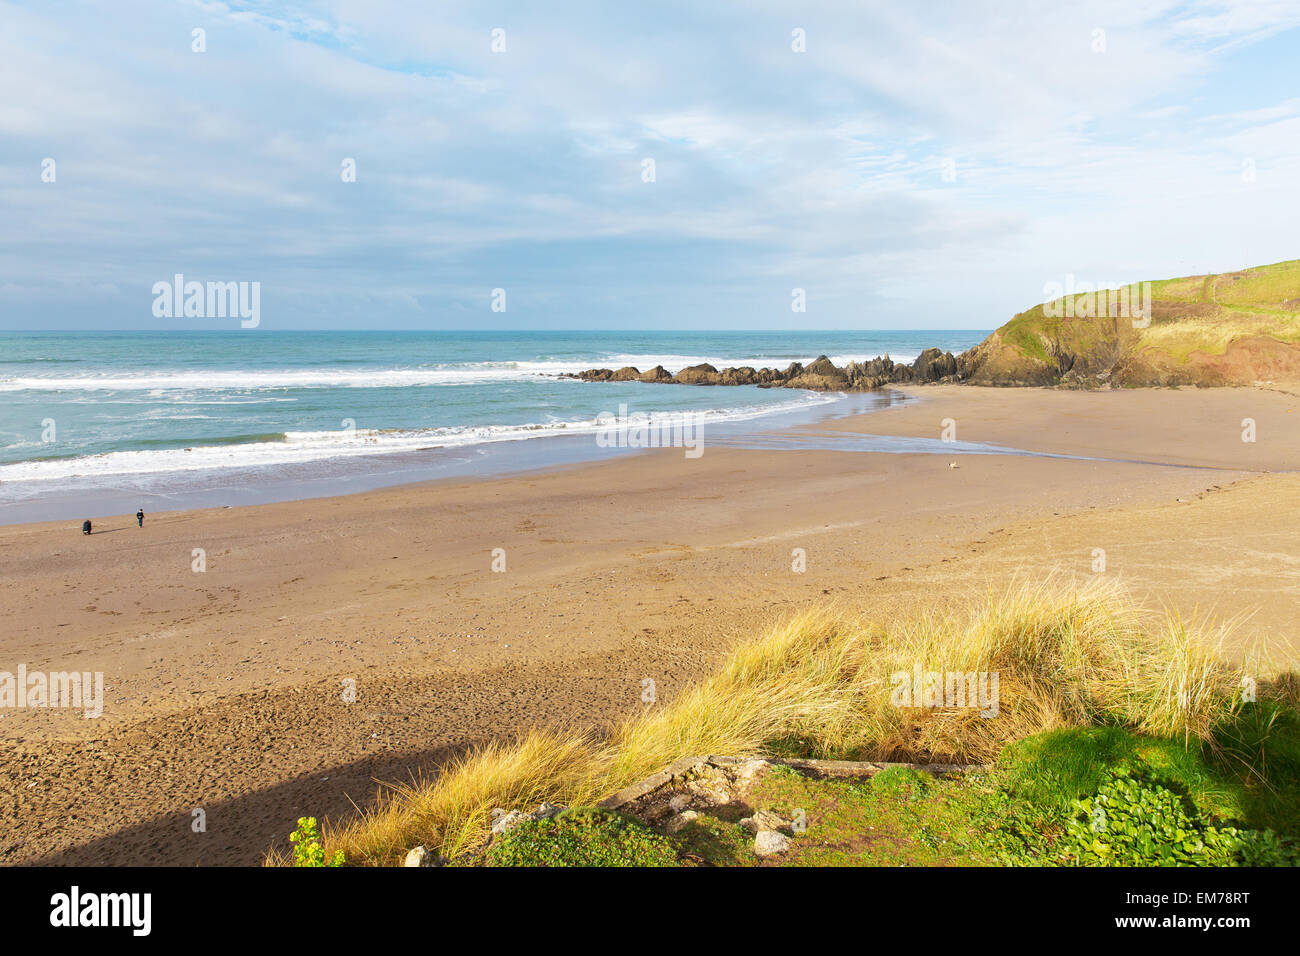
[
  {"x1": 0, "y1": 391, "x2": 841, "y2": 484},
  {"x1": 0, "y1": 352, "x2": 920, "y2": 392},
  {"x1": 0, "y1": 367, "x2": 557, "y2": 391}
]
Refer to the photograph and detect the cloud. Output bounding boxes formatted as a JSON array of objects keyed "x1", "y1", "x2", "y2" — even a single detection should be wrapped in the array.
[{"x1": 1, "y1": 0, "x2": 1298, "y2": 329}]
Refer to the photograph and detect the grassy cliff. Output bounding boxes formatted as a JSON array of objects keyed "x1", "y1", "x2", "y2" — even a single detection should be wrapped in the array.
[{"x1": 962, "y1": 259, "x2": 1300, "y2": 387}]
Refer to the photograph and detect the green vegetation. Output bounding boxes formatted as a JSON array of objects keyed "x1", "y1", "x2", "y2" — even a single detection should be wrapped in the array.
[
  {"x1": 273, "y1": 580, "x2": 1298, "y2": 867},
  {"x1": 1059, "y1": 772, "x2": 1294, "y2": 866},
  {"x1": 289, "y1": 817, "x2": 346, "y2": 867},
  {"x1": 484, "y1": 808, "x2": 678, "y2": 867},
  {"x1": 966, "y1": 258, "x2": 1300, "y2": 386},
  {"x1": 986, "y1": 725, "x2": 1300, "y2": 866},
  {"x1": 662, "y1": 726, "x2": 1299, "y2": 867}
]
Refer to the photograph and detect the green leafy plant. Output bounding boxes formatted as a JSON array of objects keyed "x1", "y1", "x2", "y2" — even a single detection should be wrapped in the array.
[
  {"x1": 290, "y1": 816, "x2": 346, "y2": 867},
  {"x1": 485, "y1": 808, "x2": 678, "y2": 867},
  {"x1": 1060, "y1": 772, "x2": 1297, "y2": 867}
]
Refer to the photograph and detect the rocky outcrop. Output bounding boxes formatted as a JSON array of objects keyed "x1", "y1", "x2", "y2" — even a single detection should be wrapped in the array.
[
  {"x1": 912, "y1": 347, "x2": 958, "y2": 383},
  {"x1": 785, "y1": 355, "x2": 850, "y2": 391},
  {"x1": 561, "y1": 352, "x2": 960, "y2": 392},
  {"x1": 672, "y1": 363, "x2": 721, "y2": 385},
  {"x1": 593, "y1": 754, "x2": 983, "y2": 861},
  {"x1": 490, "y1": 801, "x2": 562, "y2": 836}
]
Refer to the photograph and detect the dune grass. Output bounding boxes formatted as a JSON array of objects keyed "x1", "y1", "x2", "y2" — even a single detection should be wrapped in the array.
[{"x1": 276, "y1": 579, "x2": 1296, "y2": 866}]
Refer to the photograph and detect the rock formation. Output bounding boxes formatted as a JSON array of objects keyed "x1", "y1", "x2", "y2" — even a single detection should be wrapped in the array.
[{"x1": 561, "y1": 351, "x2": 961, "y2": 392}]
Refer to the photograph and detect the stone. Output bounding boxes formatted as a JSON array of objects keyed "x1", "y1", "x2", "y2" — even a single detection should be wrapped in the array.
[
  {"x1": 803, "y1": 355, "x2": 839, "y2": 377},
  {"x1": 740, "y1": 809, "x2": 787, "y2": 833},
  {"x1": 673, "y1": 363, "x2": 721, "y2": 385},
  {"x1": 719, "y1": 366, "x2": 757, "y2": 385},
  {"x1": 403, "y1": 846, "x2": 430, "y2": 867},
  {"x1": 668, "y1": 793, "x2": 693, "y2": 813},
  {"x1": 665, "y1": 810, "x2": 699, "y2": 833},
  {"x1": 754, "y1": 829, "x2": 792, "y2": 856},
  {"x1": 491, "y1": 809, "x2": 528, "y2": 835},
  {"x1": 731, "y1": 759, "x2": 769, "y2": 789},
  {"x1": 490, "y1": 803, "x2": 564, "y2": 838},
  {"x1": 913, "y1": 348, "x2": 958, "y2": 383}
]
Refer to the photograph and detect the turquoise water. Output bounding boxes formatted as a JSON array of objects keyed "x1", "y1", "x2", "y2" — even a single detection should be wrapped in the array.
[
  {"x1": 0, "y1": 330, "x2": 989, "y2": 519},
  {"x1": 0, "y1": 330, "x2": 984, "y2": 477}
]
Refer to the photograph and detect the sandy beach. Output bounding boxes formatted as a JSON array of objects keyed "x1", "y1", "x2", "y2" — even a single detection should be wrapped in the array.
[{"x1": 1, "y1": 384, "x2": 1297, "y2": 866}]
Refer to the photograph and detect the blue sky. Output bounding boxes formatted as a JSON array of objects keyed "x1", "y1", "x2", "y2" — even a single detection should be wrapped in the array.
[{"x1": 2, "y1": 0, "x2": 1299, "y2": 330}]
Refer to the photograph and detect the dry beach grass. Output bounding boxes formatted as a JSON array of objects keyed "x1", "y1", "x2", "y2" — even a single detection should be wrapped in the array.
[{"x1": 306, "y1": 578, "x2": 1291, "y2": 866}]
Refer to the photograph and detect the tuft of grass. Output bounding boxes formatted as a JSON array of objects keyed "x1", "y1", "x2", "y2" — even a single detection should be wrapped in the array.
[
  {"x1": 484, "y1": 808, "x2": 677, "y2": 867},
  {"x1": 292, "y1": 579, "x2": 1296, "y2": 866},
  {"x1": 869, "y1": 765, "x2": 933, "y2": 799}
]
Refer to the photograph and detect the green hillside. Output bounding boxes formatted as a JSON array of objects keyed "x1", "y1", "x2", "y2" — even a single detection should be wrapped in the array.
[{"x1": 962, "y1": 259, "x2": 1300, "y2": 386}]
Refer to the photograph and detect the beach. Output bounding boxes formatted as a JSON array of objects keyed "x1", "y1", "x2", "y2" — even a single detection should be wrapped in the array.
[{"x1": 1, "y1": 383, "x2": 1297, "y2": 865}]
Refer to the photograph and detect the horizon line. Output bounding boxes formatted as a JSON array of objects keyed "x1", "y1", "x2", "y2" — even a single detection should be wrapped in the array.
[{"x1": 0, "y1": 327, "x2": 994, "y2": 334}]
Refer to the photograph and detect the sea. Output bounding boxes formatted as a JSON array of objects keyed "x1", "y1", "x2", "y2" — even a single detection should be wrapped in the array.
[{"x1": 0, "y1": 330, "x2": 990, "y2": 522}]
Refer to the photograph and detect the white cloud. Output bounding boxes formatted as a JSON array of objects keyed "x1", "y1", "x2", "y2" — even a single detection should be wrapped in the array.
[{"x1": 1, "y1": 0, "x2": 1298, "y2": 328}]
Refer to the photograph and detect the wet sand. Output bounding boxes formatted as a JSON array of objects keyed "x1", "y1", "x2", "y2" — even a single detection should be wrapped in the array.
[{"x1": 1, "y1": 385, "x2": 1297, "y2": 865}]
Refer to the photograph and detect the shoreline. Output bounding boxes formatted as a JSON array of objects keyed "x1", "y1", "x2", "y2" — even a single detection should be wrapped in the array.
[
  {"x1": 0, "y1": 389, "x2": 894, "y2": 526},
  {"x1": 2, "y1": 384, "x2": 1298, "y2": 865},
  {"x1": 9, "y1": 379, "x2": 1289, "y2": 527}
]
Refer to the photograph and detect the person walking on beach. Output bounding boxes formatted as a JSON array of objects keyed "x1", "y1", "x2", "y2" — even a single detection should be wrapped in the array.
[
  {"x1": 82, "y1": 519, "x2": 92, "y2": 535},
  {"x1": 136, "y1": 508, "x2": 144, "y2": 528}
]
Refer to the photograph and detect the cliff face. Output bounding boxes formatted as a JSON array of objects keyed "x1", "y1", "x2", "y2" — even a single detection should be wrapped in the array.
[{"x1": 960, "y1": 260, "x2": 1300, "y2": 387}]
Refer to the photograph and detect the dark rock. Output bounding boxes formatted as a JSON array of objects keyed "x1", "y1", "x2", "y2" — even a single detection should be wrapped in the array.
[
  {"x1": 913, "y1": 348, "x2": 958, "y2": 383},
  {"x1": 786, "y1": 362, "x2": 850, "y2": 390},
  {"x1": 803, "y1": 355, "x2": 839, "y2": 377},
  {"x1": 673, "y1": 363, "x2": 721, "y2": 385},
  {"x1": 567, "y1": 348, "x2": 966, "y2": 392},
  {"x1": 719, "y1": 366, "x2": 757, "y2": 385}
]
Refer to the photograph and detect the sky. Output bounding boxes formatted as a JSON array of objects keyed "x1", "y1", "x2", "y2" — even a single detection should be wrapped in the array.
[{"x1": 2, "y1": 0, "x2": 1299, "y2": 331}]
